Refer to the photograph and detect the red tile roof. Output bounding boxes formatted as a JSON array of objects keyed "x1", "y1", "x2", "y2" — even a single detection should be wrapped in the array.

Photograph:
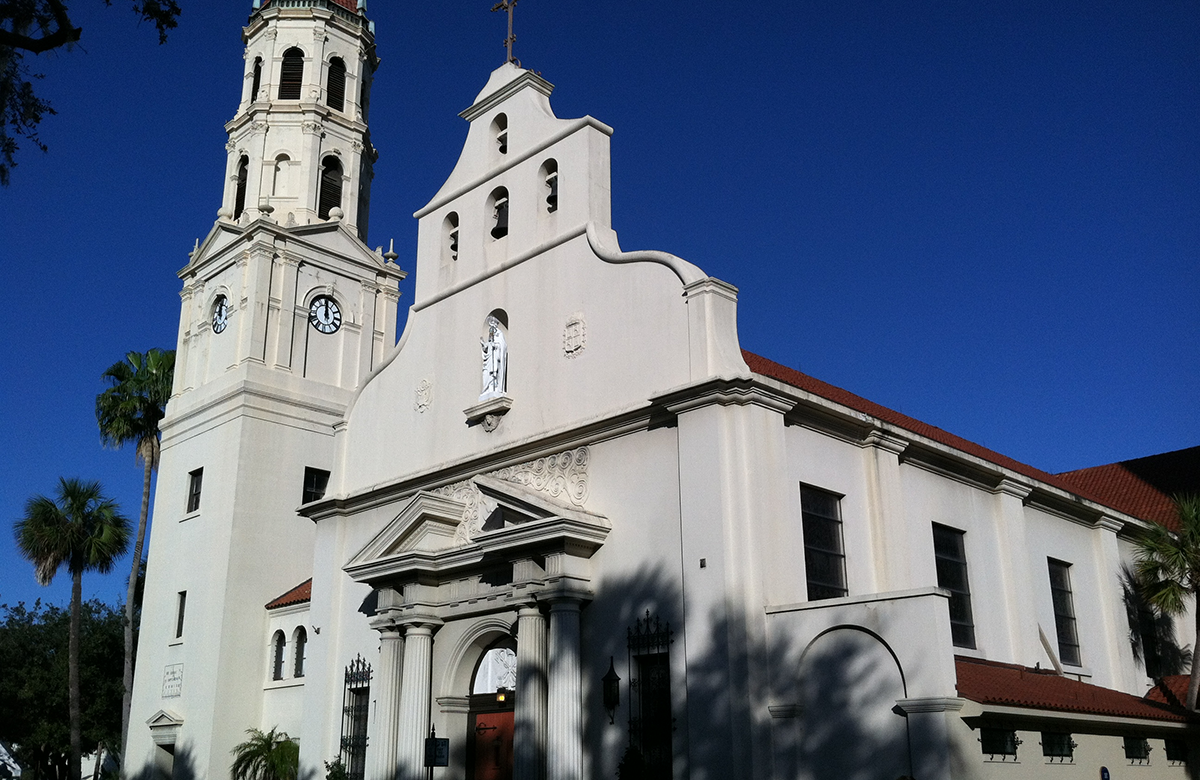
[
  {"x1": 1145, "y1": 676, "x2": 1193, "y2": 710},
  {"x1": 265, "y1": 578, "x2": 312, "y2": 610},
  {"x1": 743, "y1": 350, "x2": 1176, "y2": 526},
  {"x1": 955, "y1": 656, "x2": 1191, "y2": 722},
  {"x1": 1056, "y1": 447, "x2": 1199, "y2": 529}
]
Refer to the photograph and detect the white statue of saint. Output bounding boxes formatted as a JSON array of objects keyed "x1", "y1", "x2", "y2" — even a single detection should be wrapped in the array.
[{"x1": 480, "y1": 316, "x2": 507, "y2": 400}]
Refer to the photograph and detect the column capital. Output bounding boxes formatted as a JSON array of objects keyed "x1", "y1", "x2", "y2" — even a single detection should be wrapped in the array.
[
  {"x1": 863, "y1": 429, "x2": 908, "y2": 455},
  {"x1": 992, "y1": 477, "x2": 1032, "y2": 500},
  {"x1": 398, "y1": 616, "x2": 443, "y2": 635},
  {"x1": 1095, "y1": 515, "x2": 1124, "y2": 533}
]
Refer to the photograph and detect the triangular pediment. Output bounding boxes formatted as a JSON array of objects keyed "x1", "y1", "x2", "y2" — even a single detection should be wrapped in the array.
[
  {"x1": 472, "y1": 475, "x2": 610, "y2": 531},
  {"x1": 346, "y1": 491, "x2": 468, "y2": 568},
  {"x1": 146, "y1": 709, "x2": 184, "y2": 729}
]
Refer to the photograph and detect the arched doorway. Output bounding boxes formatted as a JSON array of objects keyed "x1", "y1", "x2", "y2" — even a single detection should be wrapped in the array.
[{"x1": 467, "y1": 640, "x2": 517, "y2": 780}]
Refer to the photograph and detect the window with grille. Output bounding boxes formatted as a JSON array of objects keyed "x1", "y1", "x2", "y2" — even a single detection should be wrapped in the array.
[
  {"x1": 1165, "y1": 738, "x2": 1187, "y2": 763},
  {"x1": 800, "y1": 485, "x2": 847, "y2": 600},
  {"x1": 303, "y1": 467, "x2": 330, "y2": 504},
  {"x1": 318, "y1": 157, "x2": 343, "y2": 220},
  {"x1": 1048, "y1": 559, "x2": 1081, "y2": 666},
  {"x1": 340, "y1": 656, "x2": 372, "y2": 780},
  {"x1": 279, "y1": 48, "x2": 304, "y2": 100},
  {"x1": 1124, "y1": 736, "x2": 1151, "y2": 763},
  {"x1": 327, "y1": 57, "x2": 346, "y2": 111},
  {"x1": 186, "y1": 468, "x2": 203, "y2": 513},
  {"x1": 932, "y1": 524, "x2": 975, "y2": 648},
  {"x1": 293, "y1": 627, "x2": 307, "y2": 678},
  {"x1": 980, "y1": 728, "x2": 1021, "y2": 761},
  {"x1": 271, "y1": 631, "x2": 286, "y2": 681},
  {"x1": 627, "y1": 611, "x2": 673, "y2": 780},
  {"x1": 1041, "y1": 732, "x2": 1075, "y2": 762}
]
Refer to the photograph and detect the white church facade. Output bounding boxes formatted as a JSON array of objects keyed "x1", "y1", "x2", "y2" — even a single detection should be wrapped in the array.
[{"x1": 126, "y1": 2, "x2": 1197, "y2": 779}]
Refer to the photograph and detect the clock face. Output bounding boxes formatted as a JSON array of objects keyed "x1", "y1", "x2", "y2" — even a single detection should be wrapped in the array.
[
  {"x1": 212, "y1": 295, "x2": 230, "y2": 334},
  {"x1": 309, "y1": 295, "x2": 342, "y2": 334}
]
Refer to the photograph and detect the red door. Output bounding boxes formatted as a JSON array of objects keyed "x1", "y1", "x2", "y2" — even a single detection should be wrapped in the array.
[{"x1": 469, "y1": 710, "x2": 514, "y2": 780}]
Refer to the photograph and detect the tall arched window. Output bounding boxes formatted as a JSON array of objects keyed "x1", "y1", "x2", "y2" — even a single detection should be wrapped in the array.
[
  {"x1": 293, "y1": 626, "x2": 307, "y2": 678},
  {"x1": 326, "y1": 57, "x2": 346, "y2": 112},
  {"x1": 318, "y1": 156, "x2": 344, "y2": 220},
  {"x1": 251, "y1": 57, "x2": 263, "y2": 102},
  {"x1": 233, "y1": 156, "x2": 249, "y2": 220},
  {"x1": 271, "y1": 630, "x2": 286, "y2": 681},
  {"x1": 278, "y1": 48, "x2": 304, "y2": 100},
  {"x1": 489, "y1": 187, "x2": 509, "y2": 240}
]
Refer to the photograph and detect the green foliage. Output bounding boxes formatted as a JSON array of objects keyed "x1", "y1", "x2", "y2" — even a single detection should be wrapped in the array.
[
  {"x1": 15, "y1": 478, "x2": 130, "y2": 586},
  {"x1": 230, "y1": 728, "x2": 299, "y2": 780},
  {"x1": 323, "y1": 758, "x2": 349, "y2": 780},
  {"x1": 0, "y1": 599, "x2": 125, "y2": 766},
  {"x1": 0, "y1": 1, "x2": 183, "y2": 185},
  {"x1": 96, "y1": 349, "x2": 176, "y2": 462}
]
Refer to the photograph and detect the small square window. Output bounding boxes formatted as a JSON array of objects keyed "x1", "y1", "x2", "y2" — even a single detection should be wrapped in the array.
[
  {"x1": 980, "y1": 728, "x2": 1021, "y2": 761},
  {"x1": 1124, "y1": 736, "x2": 1151, "y2": 763},
  {"x1": 1041, "y1": 732, "x2": 1075, "y2": 761},
  {"x1": 186, "y1": 468, "x2": 203, "y2": 513},
  {"x1": 1165, "y1": 738, "x2": 1187, "y2": 763},
  {"x1": 303, "y1": 467, "x2": 330, "y2": 504}
]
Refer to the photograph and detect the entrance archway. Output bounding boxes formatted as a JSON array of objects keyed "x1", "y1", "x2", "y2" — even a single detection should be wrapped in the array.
[{"x1": 467, "y1": 640, "x2": 517, "y2": 780}]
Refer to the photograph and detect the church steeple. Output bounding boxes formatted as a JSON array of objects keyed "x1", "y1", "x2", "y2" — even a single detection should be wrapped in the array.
[{"x1": 219, "y1": 0, "x2": 378, "y2": 241}]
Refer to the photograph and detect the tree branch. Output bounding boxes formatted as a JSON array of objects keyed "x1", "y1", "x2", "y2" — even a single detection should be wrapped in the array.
[{"x1": 0, "y1": 0, "x2": 82, "y2": 54}]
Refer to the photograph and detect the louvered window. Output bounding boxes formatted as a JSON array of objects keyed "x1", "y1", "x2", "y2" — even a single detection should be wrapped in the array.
[
  {"x1": 318, "y1": 157, "x2": 344, "y2": 220},
  {"x1": 279, "y1": 48, "x2": 304, "y2": 100},
  {"x1": 233, "y1": 158, "x2": 248, "y2": 220},
  {"x1": 251, "y1": 57, "x2": 262, "y2": 102},
  {"x1": 327, "y1": 57, "x2": 346, "y2": 111}
]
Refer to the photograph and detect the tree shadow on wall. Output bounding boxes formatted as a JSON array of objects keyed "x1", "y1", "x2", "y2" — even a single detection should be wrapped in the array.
[
  {"x1": 1120, "y1": 564, "x2": 1192, "y2": 679},
  {"x1": 580, "y1": 565, "x2": 966, "y2": 780}
]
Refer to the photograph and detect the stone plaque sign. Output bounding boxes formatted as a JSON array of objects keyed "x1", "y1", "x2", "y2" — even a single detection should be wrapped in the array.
[{"x1": 162, "y1": 664, "x2": 184, "y2": 698}]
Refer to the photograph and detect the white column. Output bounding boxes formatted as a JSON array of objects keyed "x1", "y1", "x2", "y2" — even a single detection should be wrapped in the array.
[
  {"x1": 546, "y1": 599, "x2": 582, "y2": 780},
  {"x1": 396, "y1": 623, "x2": 434, "y2": 780},
  {"x1": 368, "y1": 622, "x2": 404, "y2": 780},
  {"x1": 514, "y1": 605, "x2": 547, "y2": 780}
]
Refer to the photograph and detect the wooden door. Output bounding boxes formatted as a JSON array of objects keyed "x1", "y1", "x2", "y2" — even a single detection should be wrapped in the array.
[{"x1": 469, "y1": 709, "x2": 514, "y2": 780}]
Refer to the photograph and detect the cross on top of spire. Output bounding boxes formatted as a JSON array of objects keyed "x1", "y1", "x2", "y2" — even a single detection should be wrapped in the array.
[{"x1": 490, "y1": 0, "x2": 519, "y2": 65}]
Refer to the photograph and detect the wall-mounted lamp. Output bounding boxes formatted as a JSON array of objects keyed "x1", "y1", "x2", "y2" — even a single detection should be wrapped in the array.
[
  {"x1": 602, "y1": 656, "x2": 621, "y2": 724},
  {"x1": 496, "y1": 687, "x2": 510, "y2": 704}
]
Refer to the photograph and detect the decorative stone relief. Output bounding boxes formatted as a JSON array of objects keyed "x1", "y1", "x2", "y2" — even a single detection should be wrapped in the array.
[
  {"x1": 302, "y1": 120, "x2": 324, "y2": 135},
  {"x1": 435, "y1": 446, "x2": 591, "y2": 545},
  {"x1": 563, "y1": 313, "x2": 586, "y2": 358},
  {"x1": 225, "y1": 140, "x2": 236, "y2": 152},
  {"x1": 251, "y1": 120, "x2": 268, "y2": 135},
  {"x1": 414, "y1": 379, "x2": 432, "y2": 413},
  {"x1": 264, "y1": 28, "x2": 277, "y2": 40}
]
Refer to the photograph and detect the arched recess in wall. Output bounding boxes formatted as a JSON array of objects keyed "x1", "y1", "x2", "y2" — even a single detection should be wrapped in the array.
[
  {"x1": 272, "y1": 154, "x2": 291, "y2": 197},
  {"x1": 292, "y1": 626, "x2": 307, "y2": 678},
  {"x1": 480, "y1": 310, "x2": 509, "y2": 399},
  {"x1": 439, "y1": 616, "x2": 516, "y2": 696},
  {"x1": 488, "y1": 187, "x2": 509, "y2": 239},
  {"x1": 318, "y1": 156, "x2": 344, "y2": 220},
  {"x1": 540, "y1": 159, "x2": 558, "y2": 213},
  {"x1": 472, "y1": 637, "x2": 518, "y2": 694},
  {"x1": 233, "y1": 156, "x2": 249, "y2": 219},
  {"x1": 326, "y1": 57, "x2": 346, "y2": 111},
  {"x1": 271, "y1": 630, "x2": 286, "y2": 681},
  {"x1": 443, "y1": 212, "x2": 459, "y2": 263},
  {"x1": 795, "y1": 626, "x2": 911, "y2": 780},
  {"x1": 278, "y1": 47, "x2": 305, "y2": 100}
]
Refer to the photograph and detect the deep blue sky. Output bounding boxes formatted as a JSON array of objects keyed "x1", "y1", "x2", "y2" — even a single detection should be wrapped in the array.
[{"x1": 1, "y1": 0, "x2": 1197, "y2": 609}]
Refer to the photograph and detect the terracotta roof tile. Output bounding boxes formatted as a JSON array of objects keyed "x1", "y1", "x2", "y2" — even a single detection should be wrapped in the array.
[
  {"x1": 743, "y1": 350, "x2": 1173, "y2": 525},
  {"x1": 955, "y1": 656, "x2": 1191, "y2": 722},
  {"x1": 1056, "y1": 447, "x2": 1199, "y2": 529},
  {"x1": 265, "y1": 578, "x2": 312, "y2": 610},
  {"x1": 1145, "y1": 676, "x2": 1192, "y2": 709}
]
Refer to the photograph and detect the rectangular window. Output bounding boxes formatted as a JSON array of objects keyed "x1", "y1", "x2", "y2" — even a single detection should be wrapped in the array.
[
  {"x1": 1165, "y1": 738, "x2": 1187, "y2": 763},
  {"x1": 1048, "y1": 559, "x2": 1081, "y2": 667},
  {"x1": 801, "y1": 485, "x2": 847, "y2": 600},
  {"x1": 175, "y1": 591, "x2": 187, "y2": 639},
  {"x1": 932, "y1": 524, "x2": 975, "y2": 648},
  {"x1": 628, "y1": 611, "x2": 673, "y2": 780},
  {"x1": 980, "y1": 728, "x2": 1020, "y2": 760},
  {"x1": 341, "y1": 656, "x2": 372, "y2": 780},
  {"x1": 303, "y1": 467, "x2": 331, "y2": 504},
  {"x1": 1041, "y1": 732, "x2": 1075, "y2": 761},
  {"x1": 186, "y1": 468, "x2": 203, "y2": 513},
  {"x1": 1124, "y1": 736, "x2": 1151, "y2": 763}
]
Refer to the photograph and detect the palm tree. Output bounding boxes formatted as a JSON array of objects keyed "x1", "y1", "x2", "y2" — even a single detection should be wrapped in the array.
[
  {"x1": 1133, "y1": 494, "x2": 1200, "y2": 710},
  {"x1": 95, "y1": 347, "x2": 175, "y2": 752},
  {"x1": 14, "y1": 478, "x2": 130, "y2": 780},
  {"x1": 230, "y1": 728, "x2": 300, "y2": 780}
]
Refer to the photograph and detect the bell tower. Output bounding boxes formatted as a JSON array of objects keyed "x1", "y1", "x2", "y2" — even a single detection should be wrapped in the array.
[
  {"x1": 222, "y1": 0, "x2": 376, "y2": 238},
  {"x1": 126, "y1": 2, "x2": 403, "y2": 777}
]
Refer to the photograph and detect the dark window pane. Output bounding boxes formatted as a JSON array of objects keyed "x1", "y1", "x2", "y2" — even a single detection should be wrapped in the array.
[
  {"x1": 1048, "y1": 560, "x2": 1081, "y2": 666},
  {"x1": 933, "y1": 524, "x2": 975, "y2": 649},
  {"x1": 801, "y1": 486, "x2": 847, "y2": 600}
]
